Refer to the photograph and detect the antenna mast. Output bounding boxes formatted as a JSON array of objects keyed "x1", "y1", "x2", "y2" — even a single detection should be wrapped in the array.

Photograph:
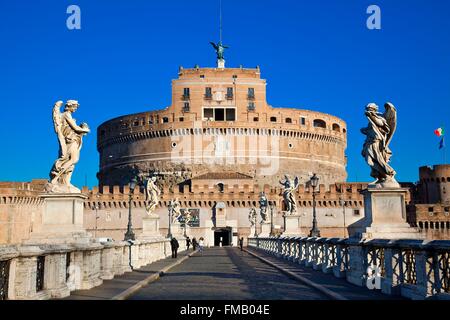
[{"x1": 219, "y1": 0, "x2": 223, "y2": 43}]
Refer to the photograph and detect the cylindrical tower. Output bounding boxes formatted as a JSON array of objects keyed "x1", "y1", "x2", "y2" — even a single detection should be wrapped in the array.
[{"x1": 418, "y1": 165, "x2": 450, "y2": 204}]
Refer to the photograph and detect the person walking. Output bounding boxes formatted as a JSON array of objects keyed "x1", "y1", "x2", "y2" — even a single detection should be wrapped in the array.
[
  {"x1": 192, "y1": 237, "x2": 198, "y2": 250},
  {"x1": 186, "y1": 236, "x2": 191, "y2": 251},
  {"x1": 199, "y1": 237, "x2": 204, "y2": 253},
  {"x1": 239, "y1": 237, "x2": 244, "y2": 251},
  {"x1": 170, "y1": 237, "x2": 179, "y2": 258}
]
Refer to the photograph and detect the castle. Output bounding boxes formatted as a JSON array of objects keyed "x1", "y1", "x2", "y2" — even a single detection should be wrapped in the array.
[{"x1": 1, "y1": 65, "x2": 449, "y2": 246}]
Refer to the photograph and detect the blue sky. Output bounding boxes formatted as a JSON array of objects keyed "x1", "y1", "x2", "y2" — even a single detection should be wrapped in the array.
[{"x1": 0, "y1": 0, "x2": 449, "y2": 187}]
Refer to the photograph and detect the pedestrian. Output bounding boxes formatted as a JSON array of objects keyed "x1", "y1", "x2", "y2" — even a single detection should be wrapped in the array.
[
  {"x1": 239, "y1": 237, "x2": 244, "y2": 251},
  {"x1": 186, "y1": 236, "x2": 191, "y2": 250},
  {"x1": 192, "y1": 237, "x2": 197, "y2": 250},
  {"x1": 170, "y1": 237, "x2": 179, "y2": 258},
  {"x1": 199, "y1": 237, "x2": 204, "y2": 253}
]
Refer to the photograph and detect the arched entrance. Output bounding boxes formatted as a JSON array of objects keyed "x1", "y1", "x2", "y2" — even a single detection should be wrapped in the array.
[{"x1": 214, "y1": 227, "x2": 231, "y2": 246}]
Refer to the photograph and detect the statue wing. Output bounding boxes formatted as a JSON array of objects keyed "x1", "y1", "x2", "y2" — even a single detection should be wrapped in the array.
[
  {"x1": 52, "y1": 102, "x2": 66, "y2": 154},
  {"x1": 294, "y1": 176, "x2": 299, "y2": 188},
  {"x1": 210, "y1": 42, "x2": 218, "y2": 50},
  {"x1": 383, "y1": 102, "x2": 397, "y2": 148}
]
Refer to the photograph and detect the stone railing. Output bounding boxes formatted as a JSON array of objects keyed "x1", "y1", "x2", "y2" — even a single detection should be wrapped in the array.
[
  {"x1": 248, "y1": 237, "x2": 450, "y2": 300},
  {"x1": 0, "y1": 238, "x2": 185, "y2": 300}
]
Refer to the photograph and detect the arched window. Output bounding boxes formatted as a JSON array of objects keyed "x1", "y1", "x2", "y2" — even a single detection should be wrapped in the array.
[
  {"x1": 162, "y1": 117, "x2": 169, "y2": 123},
  {"x1": 285, "y1": 118, "x2": 292, "y2": 124},
  {"x1": 217, "y1": 183, "x2": 224, "y2": 193},
  {"x1": 313, "y1": 119, "x2": 327, "y2": 128},
  {"x1": 332, "y1": 123, "x2": 340, "y2": 132}
]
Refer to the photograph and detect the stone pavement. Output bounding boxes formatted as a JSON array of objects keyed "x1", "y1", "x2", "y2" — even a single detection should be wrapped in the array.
[
  {"x1": 129, "y1": 247, "x2": 330, "y2": 300},
  {"x1": 244, "y1": 247, "x2": 406, "y2": 300},
  {"x1": 63, "y1": 250, "x2": 193, "y2": 300}
]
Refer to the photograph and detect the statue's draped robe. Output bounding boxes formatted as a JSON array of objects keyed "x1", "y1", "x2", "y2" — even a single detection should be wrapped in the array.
[{"x1": 361, "y1": 112, "x2": 396, "y2": 180}]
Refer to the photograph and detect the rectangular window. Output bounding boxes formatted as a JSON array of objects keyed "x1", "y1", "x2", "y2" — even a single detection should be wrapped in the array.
[
  {"x1": 205, "y1": 87, "x2": 212, "y2": 99},
  {"x1": 183, "y1": 102, "x2": 190, "y2": 112},
  {"x1": 215, "y1": 108, "x2": 225, "y2": 121},
  {"x1": 203, "y1": 108, "x2": 214, "y2": 120},
  {"x1": 248, "y1": 102, "x2": 255, "y2": 111},
  {"x1": 226, "y1": 87, "x2": 233, "y2": 99},
  {"x1": 226, "y1": 108, "x2": 236, "y2": 121},
  {"x1": 248, "y1": 88, "x2": 255, "y2": 99},
  {"x1": 183, "y1": 88, "x2": 190, "y2": 99},
  {"x1": 300, "y1": 117, "x2": 306, "y2": 125}
]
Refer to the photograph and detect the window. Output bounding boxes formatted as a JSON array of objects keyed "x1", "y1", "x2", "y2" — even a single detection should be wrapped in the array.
[
  {"x1": 253, "y1": 117, "x2": 259, "y2": 122},
  {"x1": 353, "y1": 209, "x2": 360, "y2": 216},
  {"x1": 179, "y1": 117, "x2": 184, "y2": 122},
  {"x1": 248, "y1": 102, "x2": 255, "y2": 111},
  {"x1": 204, "y1": 108, "x2": 214, "y2": 120},
  {"x1": 226, "y1": 109, "x2": 236, "y2": 121},
  {"x1": 270, "y1": 116, "x2": 277, "y2": 122},
  {"x1": 134, "y1": 121, "x2": 139, "y2": 126},
  {"x1": 205, "y1": 87, "x2": 212, "y2": 99},
  {"x1": 226, "y1": 87, "x2": 233, "y2": 99},
  {"x1": 285, "y1": 118, "x2": 292, "y2": 124},
  {"x1": 200, "y1": 75, "x2": 205, "y2": 78},
  {"x1": 162, "y1": 117, "x2": 169, "y2": 123},
  {"x1": 215, "y1": 108, "x2": 225, "y2": 121},
  {"x1": 203, "y1": 108, "x2": 236, "y2": 121},
  {"x1": 332, "y1": 123, "x2": 341, "y2": 132},
  {"x1": 300, "y1": 117, "x2": 306, "y2": 125},
  {"x1": 248, "y1": 88, "x2": 255, "y2": 99},
  {"x1": 183, "y1": 102, "x2": 190, "y2": 112},
  {"x1": 217, "y1": 183, "x2": 224, "y2": 193},
  {"x1": 313, "y1": 119, "x2": 327, "y2": 128},
  {"x1": 232, "y1": 75, "x2": 238, "y2": 79},
  {"x1": 183, "y1": 88, "x2": 190, "y2": 100}
]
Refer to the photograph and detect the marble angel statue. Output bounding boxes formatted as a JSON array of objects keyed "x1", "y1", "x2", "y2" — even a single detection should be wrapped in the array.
[
  {"x1": 279, "y1": 175, "x2": 300, "y2": 215},
  {"x1": 248, "y1": 208, "x2": 257, "y2": 227},
  {"x1": 361, "y1": 102, "x2": 399, "y2": 188},
  {"x1": 259, "y1": 192, "x2": 269, "y2": 223},
  {"x1": 47, "y1": 100, "x2": 90, "y2": 193},
  {"x1": 169, "y1": 198, "x2": 182, "y2": 224},
  {"x1": 144, "y1": 176, "x2": 161, "y2": 215}
]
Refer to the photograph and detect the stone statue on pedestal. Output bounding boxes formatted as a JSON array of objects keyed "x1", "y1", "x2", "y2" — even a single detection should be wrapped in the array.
[
  {"x1": 47, "y1": 100, "x2": 90, "y2": 193},
  {"x1": 259, "y1": 192, "x2": 269, "y2": 223},
  {"x1": 248, "y1": 208, "x2": 257, "y2": 226},
  {"x1": 144, "y1": 176, "x2": 160, "y2": 216},
  {"x1": 279, "y1": 175, "x2": 300, "y2": 215},
  {"x1": 361, "y1": 102, "x2": 399, "y2": 188},
  {"x1": 169, "y1": 198, "x2": 182, "y2": 224}
]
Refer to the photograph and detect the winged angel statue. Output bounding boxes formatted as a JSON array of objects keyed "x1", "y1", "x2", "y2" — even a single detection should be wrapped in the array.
[
  {"x1": 361, "y1": 102, "x2": 400, "y2": 188},
  {"x1": 47, "y1": 100, "x2": 90, "y2": 193},
  {"x1": 144, "y1": 176, "x2": 161, "y2": 216},
  {"x1": 279, "y1": 175, "x2": 300, "y2": 215}
]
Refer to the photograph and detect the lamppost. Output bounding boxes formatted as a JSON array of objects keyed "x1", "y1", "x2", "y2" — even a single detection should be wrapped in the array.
[
  {"x1": 167, "y1": 202, "x2": 173, "y2": 239},
  {"x1": 254, "y1": 212, "x2": 258, "y2": 237},
  {"x1": 124, "y1": 177, "x2": 137, "y2": 241},
  {"x1": 309, "y1": 173, "x2": 321, "y2": 237},
  {"x1": 94, "y1": 204, "x2": 100, "y2": 239},
  {"x1": 339, "y1": 196, "x2": 347, "y2": 238},
  {"x1": 270, "y1": 203, "x2": 275, "y2": 237}
]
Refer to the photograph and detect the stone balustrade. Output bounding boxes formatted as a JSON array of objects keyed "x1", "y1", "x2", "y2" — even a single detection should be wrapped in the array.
[
  {"x1": 0, "y1": 238, "x2": 184, "y2": 300},
  {"x1": 248, "y1": 237, "x2": 450, "y2": 300}
]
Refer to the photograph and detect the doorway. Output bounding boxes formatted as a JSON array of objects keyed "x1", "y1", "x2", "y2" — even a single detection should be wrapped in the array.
[{"x1": 214, "y1": 228, "x2": 231, "y2": 246}]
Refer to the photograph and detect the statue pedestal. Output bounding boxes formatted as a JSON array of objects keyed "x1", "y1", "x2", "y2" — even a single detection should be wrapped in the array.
[
  {"x1": 139, "y1": 214, "x2": 164, "y2": 241},
  {"x1": 26, "y1": 193, "x2": 91, "y2": 245},
  {"x1": 249, "y1": 226, "x2": 257, "y2": 238},
  {"x1": 353, "y1": 188, "x2": 424, "y2": 240},
  {"x1": 170, "y1": 222, "x2": 184, "y2": 239},
  {"x1": 217, "y1": 59, "x2": 225, "y2": 68},
  {"x1": 259, "y1": 222, "x2": 271, "y2": 237},
  {"x1": 282, "y1": 213, "x2": 303, "y2": 236}
]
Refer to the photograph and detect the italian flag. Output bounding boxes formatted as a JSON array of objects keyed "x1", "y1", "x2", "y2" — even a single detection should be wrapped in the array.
[{"x1": 435, "y1": 128, "x2": 445, "y2": 137}]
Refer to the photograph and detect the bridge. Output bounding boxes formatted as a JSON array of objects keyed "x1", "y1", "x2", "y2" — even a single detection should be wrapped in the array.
[{"x1": 3, "y1": 236, "x2": 448, "y2": 301}]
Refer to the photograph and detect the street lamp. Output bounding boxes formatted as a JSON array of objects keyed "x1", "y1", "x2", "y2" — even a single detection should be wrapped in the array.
[
  {"x1": 339, "y1": 196, "x2": 347, "y2": 238},
  {"x1": 124, "y1": 177, "x2": 137, "y2": 241},
  {"x1": 167, "y1": 202, "x2": 173, "y2": 239},
  {"x1": 254, "y1": 211, "x2": 258, "y2": 237},
  {"x1": 270, "y1": 203, "x2": 275, "y2": 237},
  {"x1": 309, "y1": 173, "x2": 321, "y2": 237}
]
